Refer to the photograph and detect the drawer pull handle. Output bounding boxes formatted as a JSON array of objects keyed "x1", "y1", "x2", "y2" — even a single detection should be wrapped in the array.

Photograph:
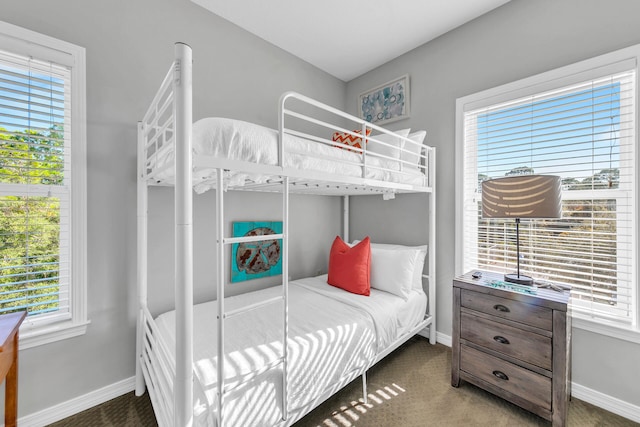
[
  {"x1": 493, "y1": 370, "x2": 509, "y2": 381},
  {"x1": 493, "y1": 304, "x2": 510, "y2": 313},
  {"x1": 493, "y1": 335, "x2": 510, "y2": 345}
]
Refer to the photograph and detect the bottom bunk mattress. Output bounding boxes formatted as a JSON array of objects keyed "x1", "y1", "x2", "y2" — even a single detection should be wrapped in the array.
[{"x1": 152, "y1": 274, "x2": 427, "y2": 426}]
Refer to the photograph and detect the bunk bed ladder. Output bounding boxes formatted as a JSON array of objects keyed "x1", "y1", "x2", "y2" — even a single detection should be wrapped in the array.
[{"x1": 215, "y1": 169, "x2": 290, "y2": 426}]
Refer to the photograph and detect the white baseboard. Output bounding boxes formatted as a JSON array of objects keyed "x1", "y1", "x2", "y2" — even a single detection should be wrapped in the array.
[
  {"x1": 14, "y1": 353, "x2": 640, "y2": 427},
  {"x1": 17, "y1": 377, "x2": 135, "y2": 427},
  {"x1": 416, "y1": 327, "x2": 452, "y2": 347},
  {"x1": 435, "y1": 331, "x2": 452, "y2": 347},
  {"x1": 571, "y1": 382, "x2": 640, "y2": 423}
]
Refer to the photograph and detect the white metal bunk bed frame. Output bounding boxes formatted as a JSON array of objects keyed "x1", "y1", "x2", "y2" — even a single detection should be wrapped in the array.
[{"x1": 136, "y1": 43, "x2": 437, "y2": 427}]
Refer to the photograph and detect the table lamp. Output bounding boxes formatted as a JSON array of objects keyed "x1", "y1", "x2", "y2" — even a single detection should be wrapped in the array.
[{"x1": 481, "y1": 175, "x2": 562, "y2": 285}]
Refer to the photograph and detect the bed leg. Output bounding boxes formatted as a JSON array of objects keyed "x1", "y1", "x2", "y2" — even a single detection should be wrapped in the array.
[
  {"x1": 362, "y1": 373, "x2": 368, "y2": 405},
  {"x1": 135, "y1": 310, "x2": 146, "y2": 396}
]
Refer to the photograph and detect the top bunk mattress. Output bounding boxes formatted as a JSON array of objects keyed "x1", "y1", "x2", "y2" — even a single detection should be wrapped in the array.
[
  {"x1": 153, "y1": 274, "x2": 427, "y2": 426},
  {"x1": 147, "y1": 118, "x2": 428, "y2": 194}
]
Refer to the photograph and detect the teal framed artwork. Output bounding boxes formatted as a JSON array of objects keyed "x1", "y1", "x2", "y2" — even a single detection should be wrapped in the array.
[
  {"x1": 359, "y1": 74, "x2": 410, "y2": 125},
  {"x1": 231, "y1": 221, "x2": 283, "y2": 283}
]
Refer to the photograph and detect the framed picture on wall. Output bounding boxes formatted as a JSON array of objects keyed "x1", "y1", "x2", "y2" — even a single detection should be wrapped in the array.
[
  {"x1": 231, "y1": 221, "x2": 283, "y2": 283},
  {"x1": 359, "y1": 74, "x2": 410, "y2": 125}
]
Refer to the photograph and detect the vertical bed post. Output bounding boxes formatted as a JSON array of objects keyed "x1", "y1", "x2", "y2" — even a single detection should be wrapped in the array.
[
  {"x1": 173, "y1": 42, "x2": 194, "y2": 427},
  {"x1": 282, "y1": 176, "x2": 290, "y2": 421},
  {"x1": 278, "y1": 92, "x2": 289, "y2": 423},
  {"x1": 136, "y1": 121, "x2": 147, "y2": 397},
  {"x1": 215, "y1": 168, "x2": 225, "y2": 426},
  {"x1": 428, "y1": 147, "x2": 437, "y2": 344},
  {"x1": 362, "y1": 373, "x2": 368, "y2": 404},
  {"x1": 345, "y1": 196, "x2": 366, "y2": 401},
  {"x1": 279, "y1": 92, "x2": 290, "y2": 422},
  {"x1": 343, "y1": 195, "x2": 349, "y2": 242}
]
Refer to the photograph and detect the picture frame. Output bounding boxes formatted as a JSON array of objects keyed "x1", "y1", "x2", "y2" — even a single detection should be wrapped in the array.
[
  {"x1": 231, "y1": 221, "x2": 283, "y2": 283},
  {"x1": 359, "y1": 74, "x2": 410, "y2": 125}
]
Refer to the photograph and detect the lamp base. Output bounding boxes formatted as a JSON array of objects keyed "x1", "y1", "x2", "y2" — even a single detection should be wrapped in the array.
[{"x1": 504, "y1": 273, "x2": 534, "y2": 286}]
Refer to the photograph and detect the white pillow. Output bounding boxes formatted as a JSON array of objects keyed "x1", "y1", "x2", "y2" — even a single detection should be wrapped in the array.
[
  {"x1": 367, "y1": 128, "x2": 411, "y2": 163},
  {"x1": 370, "y1": 247, "x2": 416, "y2": 300},
  {"x1": 402, "y1": 130, "x2": 426, "y2": 169},
  {"x1": 352, "y1": 240, "x2": 428, "y2": 293}
]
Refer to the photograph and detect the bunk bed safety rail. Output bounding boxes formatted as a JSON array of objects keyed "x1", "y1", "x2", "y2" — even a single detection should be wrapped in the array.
[
  {"x1": 279, "y1": 91, "x2": 433, "y2": 189},
  {"x1": 140, "y1": 60, "x2": 177, "y2": 185},
  {"x1": 273, "y1": 127, "x2": 411, "y2": 179}
]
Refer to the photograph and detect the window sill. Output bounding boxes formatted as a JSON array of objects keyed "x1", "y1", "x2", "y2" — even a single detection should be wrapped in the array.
[
  {"x1": 19, "y1": 319, "x2": 91, "y2": 350},
  {"x1": 571, "y1": 315, "x2": 640, "y2": 345}
]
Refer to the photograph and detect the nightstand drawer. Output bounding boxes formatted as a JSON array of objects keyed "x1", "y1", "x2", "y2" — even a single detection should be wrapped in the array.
[
  {"x1": 461, "y1": 345, "x2": 552, "y2": 410},
  {"x1": 461, "y1": 311, "x2": 552, "y2": 370},
  {"x1": 461, "y1": 289, "x2": 552, "y2": 330}
]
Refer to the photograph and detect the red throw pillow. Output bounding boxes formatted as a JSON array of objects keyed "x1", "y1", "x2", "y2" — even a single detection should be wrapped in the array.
[{"x1": 327, "y1": 236, "x2": 371, "y2": 296}]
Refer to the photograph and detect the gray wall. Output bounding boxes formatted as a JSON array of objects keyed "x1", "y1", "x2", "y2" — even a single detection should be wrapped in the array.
[
  {"x1": 2, "y1": 0, "x2": 345, "y2": 417},
  {"x1": 347, "y1": 0, "x2": 640, "y2": 408},
  {"x1": 147, "y1": 189, "x2": 341, "y2": 315}
]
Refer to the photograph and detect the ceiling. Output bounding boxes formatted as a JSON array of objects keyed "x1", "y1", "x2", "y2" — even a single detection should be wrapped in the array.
[{"x1": 191, "y1": 0, "x2": 511, "y2": 81}]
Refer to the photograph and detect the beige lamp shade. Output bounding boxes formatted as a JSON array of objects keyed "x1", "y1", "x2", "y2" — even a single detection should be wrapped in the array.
[{"x1": 482, "y1": 175, "x2": 562, "y2": 219}]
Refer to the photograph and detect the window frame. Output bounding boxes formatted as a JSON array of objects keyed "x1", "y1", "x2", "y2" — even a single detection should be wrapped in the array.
[
  {"x1": 0, "y1": 20, "x2": 88, "y2": 349},
  {"x1": 455, "y1": 44, "x2": 640, "y2": 344}
]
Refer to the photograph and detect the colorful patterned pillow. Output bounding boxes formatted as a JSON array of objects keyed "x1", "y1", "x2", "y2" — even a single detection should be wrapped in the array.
[{"x1": 332, "y1": 128, "x2": 372, "y2": 152}]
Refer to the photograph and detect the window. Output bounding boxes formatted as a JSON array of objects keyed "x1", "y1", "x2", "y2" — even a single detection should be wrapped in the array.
[
  {"x1": 456, "y1": 46, "x2": 639, "y2": 340},
  {"x1": 0, "y1": 21, "x2": 87, "y2": 348}
]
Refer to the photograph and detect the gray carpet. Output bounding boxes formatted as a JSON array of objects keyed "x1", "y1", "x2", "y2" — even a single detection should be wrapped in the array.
[{"x1": 48, "y1": 337, "x2": 638, "y2": 426}]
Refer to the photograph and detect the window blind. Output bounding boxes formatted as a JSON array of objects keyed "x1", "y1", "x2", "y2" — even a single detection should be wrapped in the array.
[
  {"x1": 462, "y1": 70, "x2": 636, "y2": 326},
  {"x1": 0, "y1": 48, "x2": 71, "y2": 322}
]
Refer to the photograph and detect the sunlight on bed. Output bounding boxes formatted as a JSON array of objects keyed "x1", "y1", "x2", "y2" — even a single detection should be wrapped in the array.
[
  {"x1": 149, "y1": 273, "x2": 428, "y2": 425},
  {"x1": 190, "y1": 318, "x2": 375, "y2": 426},
  {"x1": 318, "y1": 383, "x2": 407, "y2": 427}
]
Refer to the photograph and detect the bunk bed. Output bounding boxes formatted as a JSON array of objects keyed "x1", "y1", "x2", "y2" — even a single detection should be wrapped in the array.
[{"x1": 136, "y1": 43, "x2": 437, "y2": 427}]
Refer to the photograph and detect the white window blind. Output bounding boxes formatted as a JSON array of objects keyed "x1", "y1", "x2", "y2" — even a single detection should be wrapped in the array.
[
  {"x1": 461, "y1": 70, "x2": 636, "y2": 327},
  {"x1": 0, "y1": 49, "x2": 72, "y2": 323}
]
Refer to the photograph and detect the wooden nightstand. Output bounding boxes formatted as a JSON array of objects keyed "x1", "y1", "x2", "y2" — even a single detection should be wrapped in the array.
[{"x1": 451, "y1": 271, "x2": 571, "y2": 426}]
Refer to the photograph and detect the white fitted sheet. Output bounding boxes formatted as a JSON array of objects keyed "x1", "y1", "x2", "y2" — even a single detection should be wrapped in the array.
[
  {"x1": 153, "y1": 275, "x2": 427, "y2": 426},
  {"x1": 296, "y1": 274, "x2": 427, "y2": 352},
  {"x1": 149, "y1": 118, "x2": 427, "y2": 193}
]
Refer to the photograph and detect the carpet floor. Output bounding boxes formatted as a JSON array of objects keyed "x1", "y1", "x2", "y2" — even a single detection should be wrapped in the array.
[{"x1": 48, "y1": 337, "x2": 638, "y2": 426}]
